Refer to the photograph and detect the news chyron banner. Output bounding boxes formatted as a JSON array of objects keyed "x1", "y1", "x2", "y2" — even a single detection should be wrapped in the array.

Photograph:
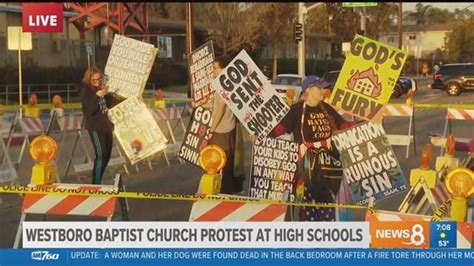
[
  {"x1": 250, "y1": 137, "x2": 298, "y2": 201},
  {"x1": 22, "y1": 222, "x2": 370, "y2": 248},
  {"x1": 332, "y1": 121, "x2": 408, "y2": 206},
  {"x1": 178, "y1": 106, "x2": 213, "y2": 167},
  {"x1": 189, "y1": 41, "x2": 215, "y2": 106},
  {"x1": 104, "y1": 34, "x2": 158, "y2": 98},
  {"x1": 108, "y1": 96, "x2": 167, "y2": 165},
  {"x1": 328, "y1": 34, "x2": 407, "y2": 122},
  {"x1": 211, "y1": 50, "x2": 289, "y2": 140}
]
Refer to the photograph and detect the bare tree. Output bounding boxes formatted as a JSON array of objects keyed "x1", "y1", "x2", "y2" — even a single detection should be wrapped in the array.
[
  {"x1": 258, "y1": 3, "x2": 296, "y2": 78},
  {"x1": 194, "y1": 3, "x2": 265, "y2": 55}
]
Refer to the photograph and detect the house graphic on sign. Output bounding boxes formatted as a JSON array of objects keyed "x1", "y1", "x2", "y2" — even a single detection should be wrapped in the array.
[{"x1": 347, "y1": 67, "x2": 382, "y2": 98}]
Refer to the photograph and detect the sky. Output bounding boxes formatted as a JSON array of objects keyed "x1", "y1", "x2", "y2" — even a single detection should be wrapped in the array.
[{"x1": 403, "y1": 2, "x2": 474, "y2": 11}]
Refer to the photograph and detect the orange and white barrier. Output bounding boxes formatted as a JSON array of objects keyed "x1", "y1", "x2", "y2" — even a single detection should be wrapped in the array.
[
  {"x1": 366, "y1": 210, "x2": 472, "y2": 248},
  {"x1": 149, "y1": 105, "x2": 187, "y2": 167},
  {"x1": 57, "y1": 113, "x2": 83, "y2": 132},
  {"x1": 16, "y1": 116, "x2": 45, "y2": 166},
  {"x1": 189, "y1": 195, "x2": 287, "y2": 221},
  {"x1": 442, "y1": 108, "x2": 474, "y2": 155},
  {"x1": 382, "y1": 104, "x2": 415, "y2": 158},
  {"x1": 0, "y1": 113, "x2": 19, "y2": 186},
  {"x1": 19, "y1": 117, "x2": 43, "y2": 135},
  {"x1": 13, "y1": 174, "x2": 123, "y2": 248}
]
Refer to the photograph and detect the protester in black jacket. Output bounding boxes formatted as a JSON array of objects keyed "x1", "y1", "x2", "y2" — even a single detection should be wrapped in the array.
[{"x1": 80, "y1": 67, "x2": 122, "y2": 184}]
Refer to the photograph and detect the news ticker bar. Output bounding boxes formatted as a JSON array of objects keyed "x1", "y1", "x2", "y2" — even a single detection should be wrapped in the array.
[
  {"x1": 21, "y1": 221, "x2": 464, "y2": 249},
  {"x1": 3, "y1": 248, "x2": 474, "y2": 266}
]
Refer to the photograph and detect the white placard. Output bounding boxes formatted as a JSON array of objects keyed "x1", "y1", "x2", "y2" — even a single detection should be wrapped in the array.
[
  {"x1": 211, "y1": 50, "x2": 289, "y2": 139},
  {"x1": 108, "y1": 96, "x2": 167, "y2": 164},
  {"x1": 104, "y1": 34, "x2": 157, "y2": 98}
]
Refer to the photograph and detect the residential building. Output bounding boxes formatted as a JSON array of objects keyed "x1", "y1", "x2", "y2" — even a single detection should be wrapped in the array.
[{"x1": 378, "y1": 23, "x2": 454, "y2": 58}]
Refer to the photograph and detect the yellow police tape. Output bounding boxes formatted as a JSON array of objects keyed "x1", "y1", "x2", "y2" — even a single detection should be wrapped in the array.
[
  {"x1": 0, "y1": 185, "x2": 367, "y2": 210},
  {"x1": 4, "y1": 98, "x2": 192, "y2": 111},
  {"x1": 389, "y1": 103, "x2": 474, "y2": 109}
]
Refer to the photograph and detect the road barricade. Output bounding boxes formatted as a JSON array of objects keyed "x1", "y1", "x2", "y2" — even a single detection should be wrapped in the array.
[
  {"x1": 382, "y1": 104, "x2": 416, "y2": 158},
  {"x1": 17, "y1": 116, "x2": 45, "y2": 165},
  {"x1": 189, "y1": 195, "x2": 287, "y2": 221},
  {"x1": 13, "y1": 174, "x2": 127, "y2": 248},
  {"x1": 442, "y1": 108, "x2": 474, "y2": 155},
  {"x1": 149, "y1": 105, "x2": 187, "y2": 167}
]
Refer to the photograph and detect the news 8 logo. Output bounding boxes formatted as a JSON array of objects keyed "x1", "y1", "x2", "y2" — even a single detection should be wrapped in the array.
[{"x1": 430, "y1": 221, "x2": 457, "y2": 248}]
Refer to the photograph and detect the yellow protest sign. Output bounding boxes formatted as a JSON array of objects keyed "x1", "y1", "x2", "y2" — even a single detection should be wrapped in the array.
[{"x1": 328, "y1": 34, "x2": 407, "y2": 122}]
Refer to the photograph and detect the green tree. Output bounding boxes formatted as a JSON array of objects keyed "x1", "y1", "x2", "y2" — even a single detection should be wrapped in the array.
[
  {"x1": 366, "y1": 3, "x2": 398, "y2": 39},
  {"x1": 446, "y1": 19, "x2": 474, "y2": 62},
  {"x1": 404, "y1": 3, "x2": 433, "y2": 25}
]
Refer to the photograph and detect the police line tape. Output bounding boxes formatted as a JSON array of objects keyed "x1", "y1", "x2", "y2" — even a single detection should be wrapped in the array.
[
  {"x1": 389, "y1": 103, "x2": 474, "y2": 109},
  {"x1": 3, "y1": 98, "x2": 192, "y2": 111},
  {"x1": 0, "y1": 185, "x2": 368, "y2": 210}
]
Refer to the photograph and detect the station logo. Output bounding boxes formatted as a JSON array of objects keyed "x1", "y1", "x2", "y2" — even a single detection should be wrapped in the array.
[
  {"x1": 22, "y1": 3, "x2": 64, "y2": 32},
  {"x1": 31, "y1": 251, "x2": 60, "y2": 261},
  {"x1": 370, "y1": 221, "x2": 430, "y2": 248}
]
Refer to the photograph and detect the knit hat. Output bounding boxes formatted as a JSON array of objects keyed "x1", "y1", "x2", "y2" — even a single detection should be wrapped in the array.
[{"x1": 301, "y1": 75, "x2": 330, "y2": 93}]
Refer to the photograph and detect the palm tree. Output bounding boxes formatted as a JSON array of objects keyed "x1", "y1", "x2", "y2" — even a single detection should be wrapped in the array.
[{"x1": 405, "y1": 3, "x2": 433, "y2": 25}]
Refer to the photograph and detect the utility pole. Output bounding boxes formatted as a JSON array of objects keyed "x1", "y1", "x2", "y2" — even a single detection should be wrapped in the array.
[
  {"x1": 297, "y1": 2, "x2": 324, "y2": 76},
  {"x1": 398, "y1": 2, "x2": 403, "y2": 49},
  {"x1": 185, "y1": 2, "x2": 194, "y2": 98},
  {"x1": 297, "y1": 3, "x2": 306, "y2": 76},
  {"x1": 360, "y1": 8, "x2": 367, "y2": 35}
]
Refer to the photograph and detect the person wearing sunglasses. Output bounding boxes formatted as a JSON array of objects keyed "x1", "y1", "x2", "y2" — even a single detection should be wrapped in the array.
[{"x1": 80, "y1": 67, "x2": 123, "y2": 184}]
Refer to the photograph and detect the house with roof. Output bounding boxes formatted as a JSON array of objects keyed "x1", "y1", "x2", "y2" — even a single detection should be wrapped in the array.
[{"x1": 377, "y1": 23, "x2": 454, "y2": 59}]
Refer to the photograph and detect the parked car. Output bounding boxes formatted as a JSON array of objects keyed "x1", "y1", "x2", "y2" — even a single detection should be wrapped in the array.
[
  {"x1": 271, "y1": 74, "x2": 306, "y2": 101},
  {"x1": 322, "y1": 70, "x2": 417, "y2": 98},
  {"x1": 429, "y1": 63, "x2": 474, "y2": 96}
]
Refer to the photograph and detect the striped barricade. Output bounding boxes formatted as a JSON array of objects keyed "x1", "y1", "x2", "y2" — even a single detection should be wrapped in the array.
[
  {"x1": 442, "y1": 108, "x2": 474, "y2": 155},
  {"x1": 0, "y1": 113, "x2": 19, "y2": 192},
  {"x1": 149, "y1": 105, "x2": 187, "y2": 167},
  {"x1": 57, "y1": 113, "x2": 83, "y2": 132},
  {"x1": 56, "y1": 113, "x2": 92, "y2": 169},
  {"x1": 365, "y1": 209, "x2": 472, "y2": 248},
  {"x1": 398, "y1": 177, "x2": 438, "y2": 215},
  {"x1": 0, "y1": 114, "x2": 19, "y2": 186},
  {"x1": 16, "y1": 117, "x2": 45, "y2": 166},
  {"x1": 13, "y1": 174, "x2": 125, "y2": 248},
  {"x1": 189, "y1": 195, "x2": 287, "y2": 221},
  {"x1": 150, "y1": 105, "x2": 187, "y2": 144},
  {"x1": 382, "y1": 104, "x2": 415, "y2": 158}
]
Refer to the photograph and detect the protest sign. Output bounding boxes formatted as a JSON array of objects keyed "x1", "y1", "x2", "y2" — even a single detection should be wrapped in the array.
[
  {"x1": 104, "y1": 34, "x2": 157, "y2": 98},
  {"x1": 210, "y1": 50, "x2": 289, "y2": 139},
  {"x1": 332, "y1": 121, "x2": 408, "y2": 206},
  {"x1": 178, "y1": 106, "x2": 213, "y2": 167},
  {"x1": 250, "y1": 137, "x2": 299, "y2": 201},
  {"x1": 108, "y1": 96, "x2": 167, "y2": 165},
  {"x1": 189, "y1": 41, "x2": 215, "y2": 106},
  {"x1": 328, "y1": 34, "x2": 407, "y2": 122}
]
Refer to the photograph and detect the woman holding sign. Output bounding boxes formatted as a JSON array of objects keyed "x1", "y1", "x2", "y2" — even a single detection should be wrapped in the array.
[
  {"x1": 80, "y1": 67, "x2": 123, "y2": 184},
  {"x1": 270, "y1": 76, "x2": 358, "y2": 221}
]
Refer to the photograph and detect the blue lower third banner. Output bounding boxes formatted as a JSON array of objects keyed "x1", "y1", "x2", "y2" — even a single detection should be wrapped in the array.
[{"x1": 1, "y1": 249, "x2": 474, "y2": 266}]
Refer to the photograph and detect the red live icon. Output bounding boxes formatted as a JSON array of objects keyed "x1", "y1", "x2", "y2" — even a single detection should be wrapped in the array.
[{"x1": 22, "y1": 3, "x2": 64, "y2": 32}]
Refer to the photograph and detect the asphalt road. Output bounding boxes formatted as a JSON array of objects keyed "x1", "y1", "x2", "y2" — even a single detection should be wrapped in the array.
[{"x1": 1, "y1": 76, "x2": 473, "y2": 247}]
